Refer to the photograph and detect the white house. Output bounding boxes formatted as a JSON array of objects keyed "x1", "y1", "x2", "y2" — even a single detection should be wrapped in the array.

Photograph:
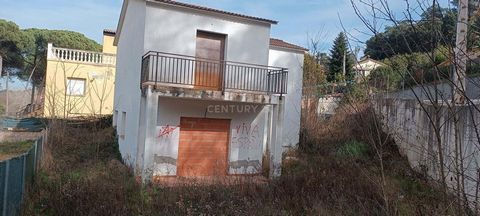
[
  {"x1": 113, "y1": 0, "x2": 306, "y2": 181},
  {"x1": 353, "y1": 57, "x2": 385, "y2": 81}
]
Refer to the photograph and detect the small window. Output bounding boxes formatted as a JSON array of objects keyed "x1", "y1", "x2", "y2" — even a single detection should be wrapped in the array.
[
  {"x1": 113, "y1": 110, "x2": 118, "y2": 127},
  {"x1": 67, "y1": 78, "x2": 86, "y2": 96},
  {"x1": 120, "y1": 111, "x2": 126, "y2": 139}
]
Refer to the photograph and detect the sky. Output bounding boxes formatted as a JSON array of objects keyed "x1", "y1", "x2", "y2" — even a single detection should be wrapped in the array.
[
  {"x1": 0, "y1": 0, "x2": 454, "y2": 56},
  {"x1": 0, "y1": 0, "x2": 455, "y2": 90}
]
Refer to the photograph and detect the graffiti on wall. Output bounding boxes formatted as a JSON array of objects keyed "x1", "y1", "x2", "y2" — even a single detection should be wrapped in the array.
[
  {"x1": 157, "y1": 125, "x2": 178, "y2": 138},
  {"x1": 231, "y1": 123, "x2": 261, "y2": 150}
]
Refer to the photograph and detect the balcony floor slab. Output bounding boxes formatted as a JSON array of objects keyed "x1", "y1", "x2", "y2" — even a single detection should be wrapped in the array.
[{"x1": 143, "y1": 84, "x2": 280, "y2": 104}]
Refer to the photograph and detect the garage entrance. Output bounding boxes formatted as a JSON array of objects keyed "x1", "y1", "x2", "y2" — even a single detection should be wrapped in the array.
[{"x1": 177, "y1": 117, "x2": 230, "y2": 177}]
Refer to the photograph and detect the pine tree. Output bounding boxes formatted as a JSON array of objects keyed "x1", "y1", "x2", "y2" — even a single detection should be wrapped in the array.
[{"x1": 328, "y1": 32, "x2": 354, "y2": 82}]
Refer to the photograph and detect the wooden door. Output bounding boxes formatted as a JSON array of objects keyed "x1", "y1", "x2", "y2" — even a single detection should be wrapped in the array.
[
  {"x1": 195, "y1": 31, "x2": 225, "y2": 90},
  {"x1": 177, "y1": 117, "x2": 230, "y2": 177}
]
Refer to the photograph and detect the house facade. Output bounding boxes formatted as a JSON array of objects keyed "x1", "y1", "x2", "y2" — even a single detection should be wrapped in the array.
[
  {"x1": 113, "y1": 0, "x2": 306, "y2": 180},
  {"x1": 353, "y1": 57, "x2": 385, "y2": 81},
  {"x1": 43, "y1": 30, "x2": 117, "y2": 118}
]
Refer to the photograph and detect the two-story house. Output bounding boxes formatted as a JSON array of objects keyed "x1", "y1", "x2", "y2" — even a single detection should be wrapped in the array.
[
  {"x1": 44, "y1": 30, "x2": 117, "y2": 118},
  {"x1": 113, "y1": 0, "x2": 306, "y2": 181}
]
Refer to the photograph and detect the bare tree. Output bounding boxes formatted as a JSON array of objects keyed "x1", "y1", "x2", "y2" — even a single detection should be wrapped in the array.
[{"x1": 342, "y1": 0, "x2": 480, "y2": 214}]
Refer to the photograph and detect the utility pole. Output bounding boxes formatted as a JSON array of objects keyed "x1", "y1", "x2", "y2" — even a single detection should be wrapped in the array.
[
  {"x1": 453, "y1": 0, "x2": 469, "y2": 104},
  {"x1": 452, "y1": 1, "x2": 470, "y2": 213}
]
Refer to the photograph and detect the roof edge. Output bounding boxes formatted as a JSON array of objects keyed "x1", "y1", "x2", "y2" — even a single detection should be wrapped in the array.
[
  {"x1": 150, "y1": 0, "x2": 278, "y2": 25},
  {"x1": 114, "y1": 0, "x2": 129, "y2": 46},
  {"x1": 103, "y1": 29, "x2": 117, "y2": 36},
  {"x1": 269, "y1": 38, "x2": 308, "y2": 53}
]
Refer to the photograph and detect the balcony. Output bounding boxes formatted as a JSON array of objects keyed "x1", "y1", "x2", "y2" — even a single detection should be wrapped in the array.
[
  {"x1": 48, "y1": 45, "x2": 116, "y2": 66},
  {"x1": 141, "y1": 52, "x2": 288, "y2": 99}
]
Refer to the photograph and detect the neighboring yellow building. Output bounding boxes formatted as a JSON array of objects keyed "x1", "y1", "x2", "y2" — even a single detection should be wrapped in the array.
[{"x1": 43, "y1": 30, "x2": 117, "y2": 118}]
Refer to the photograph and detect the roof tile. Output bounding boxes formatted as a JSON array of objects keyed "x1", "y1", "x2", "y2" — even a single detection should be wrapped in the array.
[
  {"x1": 152, "y1": 0, "x2": 278, "y2": 24},
  {"x1": 270, "y1": 38, "x2": 308, "y2": 52},
  {"x1": 103, "y1": 29, "x2": 116, "y2": 35}
]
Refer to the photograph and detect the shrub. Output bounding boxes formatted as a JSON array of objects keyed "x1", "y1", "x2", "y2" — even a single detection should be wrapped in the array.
[{"x1": 336, "y1": 140, "x2": 370, "y2": 159}]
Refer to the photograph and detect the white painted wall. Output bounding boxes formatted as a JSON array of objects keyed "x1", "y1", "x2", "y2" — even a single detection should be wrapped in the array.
[
  {"x1": 149, "y1": 97, "x2": 268, "y2": 176},
  {"x1": 144, "y1": 1, "x2": 271, "y2": 65},
  {"x1": 354, "y1": 59, "x2": 384, "y2": 78},
  {"x1": 268, "y1": 48, "x2": 305, "y2": 147},
  {"x1": 116, "y1": 0, "x2": 306, "y2": 178},
  {"x1": 114, "y1": 0, "x2": 147, "y2": 166}
]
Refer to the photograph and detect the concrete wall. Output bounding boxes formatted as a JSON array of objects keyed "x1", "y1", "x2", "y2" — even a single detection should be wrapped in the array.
[
  {"x1": 383, "y1": 75, "x2": 480, "y2": 100},
  {"x1": 268, "y1": 48, "x2": 304, "y2": 147},
  {"x1": 316, "y1": 96, "x2": 341, "y2": 116},
  {"x1": 375, "y1": 99, "x2": 480, "y2": 207},
  {"x1": 148, "y1": 97, "x2": 268, "y2": 176},
  {"x1": 144, "y1": 1, "x2": 271, "y2": 65},
  {"x1": 114, "y1": 0, "x2": 146, "y2": 166}
]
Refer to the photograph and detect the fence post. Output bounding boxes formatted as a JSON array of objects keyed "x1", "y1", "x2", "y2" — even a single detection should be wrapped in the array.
[
  {"x1": 2, "y1": 160, "x2": 9, "y2": 216},
  {"x1": 33, "y1": 140, "x2": 38, "y2": 174},
  {"x1": 21, "y1": 155, "x2": 26, "y2": 206},
  {"x1": 39, "y1": 137, "x2": 42, "y2": 170}
]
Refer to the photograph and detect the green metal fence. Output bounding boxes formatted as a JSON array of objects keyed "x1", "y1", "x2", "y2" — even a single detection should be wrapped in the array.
[
  {"x1": 2, "y1": 118, "x2": 45, "y2": 132},
  {"x1": 0, "y1": 135, "x2": 44, "y2": 216}
]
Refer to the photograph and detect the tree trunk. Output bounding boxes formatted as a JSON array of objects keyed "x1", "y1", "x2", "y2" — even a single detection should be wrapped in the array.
[{"x1": 30, "y1": 82, "x2": 36, "y2": 113}]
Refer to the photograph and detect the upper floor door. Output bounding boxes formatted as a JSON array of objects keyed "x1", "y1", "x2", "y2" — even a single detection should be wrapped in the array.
[{"x1": 195, "y1": 31, "x2": 225, "y2": 90}]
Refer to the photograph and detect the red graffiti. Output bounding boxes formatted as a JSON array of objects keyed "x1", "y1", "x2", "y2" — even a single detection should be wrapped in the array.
[{"x1": 158, "y1": 125, "x2": 178, "y2": 138}]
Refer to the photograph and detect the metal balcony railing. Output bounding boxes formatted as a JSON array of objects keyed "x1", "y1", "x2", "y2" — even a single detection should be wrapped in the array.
[{"x1": 141, "y1": 51, "x2": 288, "y2": 95}]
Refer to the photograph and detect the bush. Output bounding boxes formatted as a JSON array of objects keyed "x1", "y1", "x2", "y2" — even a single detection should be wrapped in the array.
[
  {"x1": 369, "y1": 47, "x2": 450, "y2": 92},
  {"x1": 336, "y1": 140, "x2": 370, "y2": 159},
  {"x1": 369, "y1": 66, "x2": 402, "y2": 91}
]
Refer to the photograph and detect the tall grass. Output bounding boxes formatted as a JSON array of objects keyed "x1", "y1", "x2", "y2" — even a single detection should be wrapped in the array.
[{"x1": 22, "y1": 112, "x2": 455, "y2": 215}]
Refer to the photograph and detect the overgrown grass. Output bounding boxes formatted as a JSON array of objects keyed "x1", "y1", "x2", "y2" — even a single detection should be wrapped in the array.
[
  {"x1": 0, "y1": 140, "x2": 34, "y2": 161},
  {"x1": 22, "y1": 111, "x2": 455, "y2": 215},
  {"x1": 336, "y1": 140, "x2": 370, "y2": 159}
]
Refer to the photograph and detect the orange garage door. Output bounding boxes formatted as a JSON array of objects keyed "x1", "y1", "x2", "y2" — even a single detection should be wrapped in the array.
[{"x1": 177, "y1": 117, "x2": 230, "y2": 177}]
